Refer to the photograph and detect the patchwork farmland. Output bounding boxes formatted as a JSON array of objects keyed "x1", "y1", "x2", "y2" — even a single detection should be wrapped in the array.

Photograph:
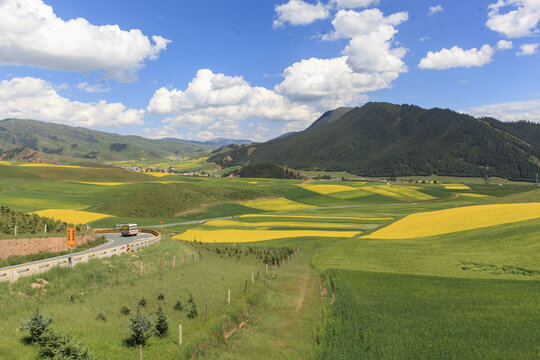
[{"x1": 0, "y1": 162, "x2": 538, "y2": 359}]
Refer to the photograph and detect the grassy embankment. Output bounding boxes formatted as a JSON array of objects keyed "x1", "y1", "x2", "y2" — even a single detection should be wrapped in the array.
[{"x1": 0, "y1": 234, "x2": 321, "y2": 359}]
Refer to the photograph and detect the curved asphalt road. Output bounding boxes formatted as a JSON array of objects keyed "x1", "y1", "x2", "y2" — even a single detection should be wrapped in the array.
[{"x1": 0, "y1": 232, "x2": 155, "y2": 272}]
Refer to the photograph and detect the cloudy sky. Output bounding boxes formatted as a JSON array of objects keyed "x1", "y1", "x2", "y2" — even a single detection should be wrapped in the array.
[{"x1": 1, "y1": 0, "x2": 539, "y2": 141}]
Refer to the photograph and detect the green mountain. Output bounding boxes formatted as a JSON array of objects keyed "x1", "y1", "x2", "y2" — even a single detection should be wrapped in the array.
[
  {"x1": 0, "y1": 118, "x2": 211, "y2": 165},
  {"x1": 209, "y1": 102, "x2": 540, "y2": 180}
]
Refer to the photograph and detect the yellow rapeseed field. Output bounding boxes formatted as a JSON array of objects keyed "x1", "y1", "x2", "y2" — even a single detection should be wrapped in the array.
[
  {"x1": 32, "y1": 209, "x2": 112, "y2": 224},
  {"x1": 241, "y1": 198, "x2": 314, "y2": 211},
  {"x1": 239, "y1": 214, "x2": 392, "y2": 221},
  {"x1": 18, "y1": 163, "x2": 83, "y2": 168},
  {"x1": 458, "y1": 193, "x2": 487, "y2": 197},
  {"x1": 364, "y1": 203, "x2": 540, "y2": 239},
  {"x1": 174, "y1": 228, "x2": 361, "y2": 243},
  {"x1": 145, "y1": 172, "x2": 175, "y2": 177},
  {"x1": 0, "y1": 161, "x2": 11, "y2": 166},
  {"x1": 444, "y1": 184, "x2": 471, "y2": 190},
  {"x1": 362, "y1": 185, "x2": 434, "y2": 200},
  {"x1": 204, "y1": 219, "x2": 364, "y2": 229},
  {"x1": 299, "y1": 184, "x2": 358, "y2": 194},
  {"x1": 78, "y1": 182, "x2": 129, "y2": 186},
  {"x1": 330, "y1": 190, "x2": 371, "y2": 199}
]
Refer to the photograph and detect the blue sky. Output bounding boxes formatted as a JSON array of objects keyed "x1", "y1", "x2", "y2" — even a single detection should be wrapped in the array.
[{"x1": 1, "y1": 0, "x2": 539, "y2": 141}]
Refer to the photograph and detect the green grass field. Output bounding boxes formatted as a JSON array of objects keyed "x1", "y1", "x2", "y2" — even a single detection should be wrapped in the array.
[{"x1": 0, "y1": 165, "x2": 538, "y2": 359}]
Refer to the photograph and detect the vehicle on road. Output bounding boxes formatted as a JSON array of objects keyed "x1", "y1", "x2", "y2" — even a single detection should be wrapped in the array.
[{"x1": 119, "y1": 224, "x2": 138, "y2": 236}]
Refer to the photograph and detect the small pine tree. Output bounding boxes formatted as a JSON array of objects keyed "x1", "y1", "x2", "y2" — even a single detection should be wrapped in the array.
[
  {"x1": 187, "y1": 293, "x2": 194, "y2": 303},
  {"x1": 128, "y1": 307, "x2": 153, "y2": 347},
  {"x1": 187, "y1": 301, "x2": 198, "y2": 319},
  {"x1": 173, "y1": 300, "x2": 183, "y2": 311},
  {"x1": 25, "y1": 308, "x2": 53, "y2": 342},
  {"x1": 154, "y1": 306, "x2": 169, "y2": 338}
]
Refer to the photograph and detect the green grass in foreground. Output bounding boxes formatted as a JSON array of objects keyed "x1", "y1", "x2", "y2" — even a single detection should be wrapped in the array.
[
  {"x1": 0, "y1": 236, "x2": 318, "y2": 359},
  {"x1": 316, "y1": 269, "x2": 540, "y2": 360}
]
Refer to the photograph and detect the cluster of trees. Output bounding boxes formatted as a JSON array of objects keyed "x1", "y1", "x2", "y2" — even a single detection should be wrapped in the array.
[
  {"x1": 232, "y1": 163, "x2": 306, "y2": 179},
  {"x1": 0, "y1": 206, "x2": 69, "y2": 235},
  {"x1": 25, "y1": 308, "x2": 95, "y2": 359}
]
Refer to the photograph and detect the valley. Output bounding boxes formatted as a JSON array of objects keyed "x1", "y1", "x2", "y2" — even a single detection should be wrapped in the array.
[{"x1": 0, "y1": 162, "x2": 538, "y2": 359}]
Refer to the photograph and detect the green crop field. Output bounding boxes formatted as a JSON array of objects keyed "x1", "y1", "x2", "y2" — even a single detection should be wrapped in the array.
[{"x1": 0, "y1": 164, "x2": 538, "y2": 359}]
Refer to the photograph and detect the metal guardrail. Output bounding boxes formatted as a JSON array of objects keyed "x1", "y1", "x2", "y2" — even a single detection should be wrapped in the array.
[{"x1": 0, "y1": 229, "x2": 161, "y2": 283}]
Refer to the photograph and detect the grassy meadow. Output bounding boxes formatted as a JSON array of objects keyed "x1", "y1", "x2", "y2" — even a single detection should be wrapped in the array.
[{"x1": 0, "y1": 162, "x2": 539, "y2": 359}]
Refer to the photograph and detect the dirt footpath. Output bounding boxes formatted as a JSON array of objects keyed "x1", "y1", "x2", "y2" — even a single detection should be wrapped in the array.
[{"x1": 0, "y1": 235, "x2": 97, "y2": 259}]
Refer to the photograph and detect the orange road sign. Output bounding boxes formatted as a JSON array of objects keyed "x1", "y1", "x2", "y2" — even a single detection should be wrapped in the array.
[{"x1": 66, "y1": 227, "x2": 76, "y2": 247}]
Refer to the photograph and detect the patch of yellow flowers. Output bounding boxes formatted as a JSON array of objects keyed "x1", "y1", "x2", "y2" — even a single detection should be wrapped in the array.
[
  {"x1": 241, "y1": 198, "x2": 313, "y2": 211},
  {"x1": 362, "y1": 185, "x2": 435, "y2": 201},
  {"x1": 444, "y1": 184, "x2": 471, "y2": 190},
  {"x1": 204, "y1": 219, "x2": 365, "y2": 229},
  {"x1": 364, "y1": 203, "x2": 540, "y2": 239},
  {"x1": 174, "y1": 228, "x2": 361, "y2": 243},
  {"x1": 32, "y1": 209, "x2": 112, "y2": 224},
  {"x1": 239, "y1": 214, "x2": 392, "y2": 221},
  {"x1": 299, "y1": 184, "x2": 358, "y2": 194}
]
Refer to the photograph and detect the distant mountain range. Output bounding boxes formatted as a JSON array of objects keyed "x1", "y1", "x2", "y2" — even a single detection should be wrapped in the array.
[
  {"x1": 163, "y1": 137, "x2": 253, "y2": 147},
  {"x1": 209, "y1": 102, "x2": 540, "y2": 180},
  {"x1": 0, "y1": 119, "x2": 211, "y2": 164}
]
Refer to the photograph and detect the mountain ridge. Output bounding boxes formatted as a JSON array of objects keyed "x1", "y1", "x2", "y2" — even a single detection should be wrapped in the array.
[
  {"x1": 0, "y1": 118, "x2": 211, "y2": 164},
  {"x1": 209, "y1": 102, "x2": 540, "y2": 180}
]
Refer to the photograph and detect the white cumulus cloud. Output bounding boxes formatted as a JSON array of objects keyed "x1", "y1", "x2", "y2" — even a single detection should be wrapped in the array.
[
  {"x1": 147, "y1": 69, "x2": 318, "y2": 127},
  {"x1": 329, "y1": 0, "x2": 379, "y2": 9},
  {"x1": 418, "y1": 44, "x2": 497, "y2": 70},
  {"x1": 0, "y1": 77, "x2": 144, "y2": 127},
  {"x1": 273, "y1": 0, "x2": 330, "y2": 27},
  {"x1": 486, "y1": 0, "x2": 540, "y2": 38},
  {"x1": 322, "y1": 9, "x2": 408, "y2": 73},
  {"x1": 0, "y1": 0, "x2": 170, "y2": 82},
  {"x1": 428, "y1": 5, "x2": 444, "y2": 15},
  {"x1": 496, "y1": 39, "x2": 514, "y2": 50},
  {"x1": 517, "y1": 42, "x2": 540, "y2": 55},
  {"x1": 275, "y1": 56, "x2": 387, "y2": 106},
  {"x1": 275, "y1": 8, "x2": 408, "y2": 108},
  {"x1": 463, "y1": 98, "x2": 540, "y2": 122},
  {"x1": 77, "y1": 82, "x2": 110, "y2": 93}
]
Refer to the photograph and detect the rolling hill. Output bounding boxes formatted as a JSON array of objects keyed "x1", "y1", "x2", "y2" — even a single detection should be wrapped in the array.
[
  {"x1": 163, "y1": 137, "x2": 253, "y2": 147},
  {"x1": 0, "y1": 118, "x2": 211, "y2": 165},
  {"x1": 209, "y1": 102, "x2": 540, "y2": 180}
]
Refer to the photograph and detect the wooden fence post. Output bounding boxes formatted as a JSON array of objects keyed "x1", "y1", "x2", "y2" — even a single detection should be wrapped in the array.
[
  {"x1": 257, "y1": 269, "x2": 260, "y2": 280},
  {"x1": 178, "y1": 324, "x2": 182, "y2": 345},
  {"x1": 38, "y1": 283, "x2": 43, "y2": 302},
  {"x1": 139, "y1": 344, "x2": 142, "y2": 360},
  {"x1": 44, "y1": 224, "x2": 47, "y2": 234},
  {"x1": 251, "y1": 273, "x2": 254, "y2": 284},
  {"x1": 228, "y1": 289, "x2": 230, "y2": 304},
  {"x1": 173, "y1": 256, "x2": 176, "y2": 269},
  {"x1": 266, "y1": 264, "x2": 268, "y2": 274},
  {"x1": 140, "y1": 261, "x2": 143, "y2": 277}
]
